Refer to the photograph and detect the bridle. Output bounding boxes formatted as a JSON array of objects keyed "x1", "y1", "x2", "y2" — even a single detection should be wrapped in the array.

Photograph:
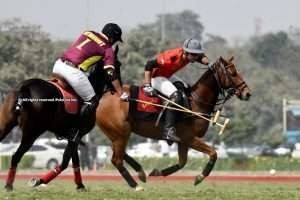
[{"x1": 191, "y1": 58, "x2": 246, "y2": 113}]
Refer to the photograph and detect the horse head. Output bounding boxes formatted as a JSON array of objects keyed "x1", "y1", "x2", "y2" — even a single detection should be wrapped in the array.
[{"x1": 211, "y1": 56, "x2": 251, "y2": 101}]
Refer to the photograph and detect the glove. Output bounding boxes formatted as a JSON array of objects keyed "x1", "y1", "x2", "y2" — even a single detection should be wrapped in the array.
[
  {"x1": 120, "y1": 92, "x2": 129, "y2": 101},
  {"x1": 143, "y1": 83, "x2": 156, "y2": 96}
]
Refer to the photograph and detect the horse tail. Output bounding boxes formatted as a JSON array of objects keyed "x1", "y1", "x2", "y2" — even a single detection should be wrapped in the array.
[
  {"x1": 0, "y1": 79, "x2": 43, "y2": 141},
  {"x1": 0, "y1": 90, "x2": 20, "y2": 141}
]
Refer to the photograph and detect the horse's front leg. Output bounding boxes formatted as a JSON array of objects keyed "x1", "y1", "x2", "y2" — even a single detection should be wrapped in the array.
[
  {"x1": 70, "y1": 143, "x2": 86, "y2": 190},
  {"x1": 149, "y1": 143, "x2": 188, "y2": 177},
  {"x1": 190, "y1": 137, "x2": 217, "y2": 186},
  {"x1": 30, "y1": 141, "x2": 77, "y2": 187}
]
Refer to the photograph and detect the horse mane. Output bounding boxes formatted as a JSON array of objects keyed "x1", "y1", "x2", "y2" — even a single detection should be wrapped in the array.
[{"x1": 191, "y1": 68, "x2": 214, "y2": 92}]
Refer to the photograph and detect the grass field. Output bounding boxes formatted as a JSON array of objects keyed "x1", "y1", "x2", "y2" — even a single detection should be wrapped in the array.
[{"x1": 1, "y1": 180, "x2": 300, "y2": 200}]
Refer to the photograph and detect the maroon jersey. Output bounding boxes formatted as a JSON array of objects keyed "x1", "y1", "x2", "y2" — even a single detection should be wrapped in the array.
[{"x1": 61, "y1": 31, "x2": 114, "y2": 71}]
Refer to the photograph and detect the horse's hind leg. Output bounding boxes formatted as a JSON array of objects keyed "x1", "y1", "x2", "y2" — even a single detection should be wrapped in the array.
[
  {"x1": 190, "y1": 137, "x2": 217, "y2": 186},
  {"x1": 149, "y1": 143, "x2": 188, "y2": 177},
  {"x1": 5, "y1": 130, "x2": 42, "y2": 191},
  {"x1": 31, "y1": 141, "x2": 77, "y2": 187},
  {"x1": 111, "y1": 140, "x2": 141, "y2": 190},
  {"x1": 124, "y1": 153, "x2": 146, "y2": 182},
  {"x1": 71, "y1": 145, "x2": 86, "y2": 190}
]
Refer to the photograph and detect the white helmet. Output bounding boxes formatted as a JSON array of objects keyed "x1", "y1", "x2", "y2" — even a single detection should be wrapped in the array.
[{"x1": 183, "y1": 38, "x2": 204, "y2": 54}]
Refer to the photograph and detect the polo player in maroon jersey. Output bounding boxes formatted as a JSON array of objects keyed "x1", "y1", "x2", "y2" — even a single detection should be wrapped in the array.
[{"x1": 52, "y1": 23, "x2": 125, "y2": 140}]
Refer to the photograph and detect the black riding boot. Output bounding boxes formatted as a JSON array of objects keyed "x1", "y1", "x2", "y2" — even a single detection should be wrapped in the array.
[
  {"x1": 162, "y1": 91, "x2": 182, "y2": 142},
  {"x1": 80, "y1": 95, "x2": 99, "y2": 119},
  {"x1": 63, "y1": 96, "x2": 99, "y2": 145}
]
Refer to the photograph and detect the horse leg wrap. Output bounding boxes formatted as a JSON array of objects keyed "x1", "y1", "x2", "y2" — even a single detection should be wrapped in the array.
[
  {"x1": 124, "y1": 154, "x2": 142, "y2": 171},
  {"x1": 161, "y1": 164, "x2": 181, "y2": 176},
  {"x1": 41, "y1": 166, "x2": 62, "y2": 184},
  {"x1": 73, "y1": 166, "x2": 83, "y2": 185},
  {"x1": 119, "y1": 167, "x2": 138, "y2": 188},
  {"x1": 6, "y1": 167, "x2": 17, "y2": 186},
  {"x1": 202, "y1": 160, "x2": 215, "y2": 177}
]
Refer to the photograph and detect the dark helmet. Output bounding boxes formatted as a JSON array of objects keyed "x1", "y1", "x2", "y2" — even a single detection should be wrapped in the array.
[{"x1": 102, "y1": 23, "x2": 123, "y2": 43}]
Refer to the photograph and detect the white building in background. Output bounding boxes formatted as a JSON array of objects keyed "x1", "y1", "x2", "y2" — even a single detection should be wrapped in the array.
[{"x1": 283, "y1": 99, "x2": 300, "y2": 145}]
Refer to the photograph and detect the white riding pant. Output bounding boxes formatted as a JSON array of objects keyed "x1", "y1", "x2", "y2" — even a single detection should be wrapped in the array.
[
  {"x1": 52, "y1": 59, "x2": 95, "y2": 101},
  {"x1": 151, "y1": 76, "x2": 177, "y2": 98}
]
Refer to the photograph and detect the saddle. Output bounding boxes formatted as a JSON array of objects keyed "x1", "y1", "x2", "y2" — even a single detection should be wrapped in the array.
[
  {"x1": 48, "y1": 74, "x2": 80, "y2": 115},
  {"x1": 129, "y1": 81, "x2": 191, "y2": 122}
]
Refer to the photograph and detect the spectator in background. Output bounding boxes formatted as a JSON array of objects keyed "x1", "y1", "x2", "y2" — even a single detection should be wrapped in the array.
[
  {"x1": 89, "y1": 138, "x2": 98, "y2": 170},
  {"x1": 79, "y1": 144, "x2": 92, "y2": 171}
]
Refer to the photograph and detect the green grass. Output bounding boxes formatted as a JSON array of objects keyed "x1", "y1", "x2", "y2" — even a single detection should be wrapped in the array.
[{"x1": 1, "y1": 180, "x2": 300, "y2": 200}]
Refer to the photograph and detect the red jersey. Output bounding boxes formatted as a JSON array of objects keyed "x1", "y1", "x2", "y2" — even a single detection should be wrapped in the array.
[
  {"x1": 152, "y1": 48, "x2": 189, "y2": 78},
  {"x1": 61, "y1": 31, "x2": 114, "y2": 72}
]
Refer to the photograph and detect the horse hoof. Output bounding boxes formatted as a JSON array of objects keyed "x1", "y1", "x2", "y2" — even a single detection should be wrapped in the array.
[
  {"x1": 76, "y1": 183, "x2": 87, "y2": 191},
  {"x1": 194, "y1": 175, "x2": 205, "y2": 186},
  {"x1": 138, "y1": 170, "x2": 147, "y2": 183},
  {"x1": 4, "y1": 184, "x2": 13, "y2": 192},
  {"x1": 149, "y1": 169, "x2": 161, "y2": 177},
  {"x1": 135, "y1": 186, "x2": 144, "y2": 192},
  {"x1": 28, "y1": 178, "x2": 41, "y2": 188}
]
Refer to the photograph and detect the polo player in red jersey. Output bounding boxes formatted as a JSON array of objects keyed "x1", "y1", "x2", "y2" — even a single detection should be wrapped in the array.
[{"x1": 142, "y1": 38, "x2": 211, "y2": 142}]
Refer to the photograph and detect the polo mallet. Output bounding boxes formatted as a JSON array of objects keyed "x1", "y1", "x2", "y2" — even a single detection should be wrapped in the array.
[
  {"x1": 212, "y1": 110, "x2": 221, "y2": 125},
  {"x1": 157, "y1": 94, "x2": 230, "y2": 134},
  {"x1": 218, "y1": 118, "x2": 230, "y2": 135},
  {"x1": 155, "y1": 101, "x2": 169, "y2": 127}
]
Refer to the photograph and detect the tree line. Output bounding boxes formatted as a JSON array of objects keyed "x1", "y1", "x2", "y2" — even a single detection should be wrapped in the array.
[{"x1": 1, "y1": 11, "x2": 300, "y2": 147}]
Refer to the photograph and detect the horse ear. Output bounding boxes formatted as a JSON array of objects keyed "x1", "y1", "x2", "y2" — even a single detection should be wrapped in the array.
[{"x1": 229, "y1": 56, "x2": 234, "y2": 62}]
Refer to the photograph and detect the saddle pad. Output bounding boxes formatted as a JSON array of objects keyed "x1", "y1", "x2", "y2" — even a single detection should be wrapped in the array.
[
  {"x1": 129, "y1": 85, "x2": 162, "y2": 121},
  {"x1": 48, "y1": 80, "x2": 79, "y2": 114},
  {"x1": 137, "y1": 88, "x2": 162, "y2": 113}
]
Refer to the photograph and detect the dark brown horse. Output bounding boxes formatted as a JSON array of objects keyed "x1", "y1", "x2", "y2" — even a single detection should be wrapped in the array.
[
  {"x1": 96, "y1": 56, "x2": 251, "y2": 190},
  {"x1": 0, "y1": 80, "x2": 93, "y2": 191},
  {"x1": 0, "y1": 61, "x2": 113, "y2": 191}
]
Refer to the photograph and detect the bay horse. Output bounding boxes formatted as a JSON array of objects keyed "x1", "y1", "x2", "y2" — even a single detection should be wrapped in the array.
[
  {"x1": 0, "y1": 60, "x2": 112, "y2": 191},
  {"x1": 96, "y1": 56, "x2": 251, "y2": 190}
]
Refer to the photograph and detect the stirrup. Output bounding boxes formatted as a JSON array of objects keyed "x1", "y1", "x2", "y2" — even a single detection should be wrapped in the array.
[
  {"x1": 71, "y1": 129, "x2": 85, "y2": 146},
  {"x1": 55, "y1": 129, "x2": 85, "y2": 145},
  {"x1": 163, "y1": 127, "x2": 180, "y2": 142}
]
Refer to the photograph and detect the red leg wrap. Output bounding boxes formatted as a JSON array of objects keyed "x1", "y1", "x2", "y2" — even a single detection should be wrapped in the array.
[
  {"x1": 6, "y1": 167, "x2": 16, "y2": 186},
  {"x1": 41, "y1": 166, "x2": 62, "y2": 184},
  {"x1": 73, "y1": 166, "x2": 82, "y2": 185}
]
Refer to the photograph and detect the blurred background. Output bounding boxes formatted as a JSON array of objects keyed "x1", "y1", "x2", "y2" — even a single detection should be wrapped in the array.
[{"x1": 1, "y1": 0, "x2": 300, "y2": 172}]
